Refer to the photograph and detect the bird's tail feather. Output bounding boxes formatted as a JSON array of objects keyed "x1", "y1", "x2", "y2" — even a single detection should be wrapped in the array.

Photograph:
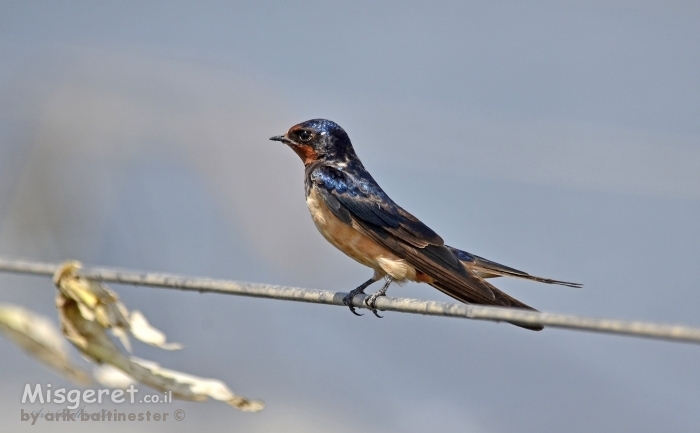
[
  {"x1": 428, "y1": 280, "x2": 544, "y2": 331},
  {"x1": 446, "y1": 246, "x2": 582, "y2": 288}
]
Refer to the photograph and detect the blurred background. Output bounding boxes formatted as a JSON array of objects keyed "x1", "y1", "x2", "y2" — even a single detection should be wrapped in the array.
[{"x1": 1, "y1": 1, "x2": 699, "y2": 432}]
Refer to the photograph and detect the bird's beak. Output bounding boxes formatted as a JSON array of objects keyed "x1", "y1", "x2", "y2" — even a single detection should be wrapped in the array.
[{"x1": 269, "y1": 135, "x2": 289, "y2": 143}]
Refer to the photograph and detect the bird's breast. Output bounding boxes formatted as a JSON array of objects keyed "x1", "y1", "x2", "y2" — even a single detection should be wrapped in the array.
[{"x1": 306, "y1": 187, "x2": 419, "y2": 282}]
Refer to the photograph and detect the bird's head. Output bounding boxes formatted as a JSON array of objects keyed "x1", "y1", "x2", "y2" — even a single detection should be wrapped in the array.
[{"x1": 270, "y1": 119, "x2": 357, "y2": 165}]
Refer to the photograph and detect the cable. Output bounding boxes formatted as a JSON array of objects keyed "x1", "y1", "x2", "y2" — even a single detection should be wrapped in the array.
[{"x1": 0, "y1": 257, "x2": 699, "y2": 344}]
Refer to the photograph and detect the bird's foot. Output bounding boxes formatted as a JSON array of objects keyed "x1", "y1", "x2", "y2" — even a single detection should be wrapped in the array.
[
  {"x1": 363, "y1": 291, "x2": 385, "y2": 318},
  {"x1": 342, "y1": 277, "x2": 379, "y2": 316},
  {"x1": 342, "y1": 287, "x2": 367, "y2": 316},
  {"x1": 363, "y1": 277, "x2": 393, "y2": 318}
]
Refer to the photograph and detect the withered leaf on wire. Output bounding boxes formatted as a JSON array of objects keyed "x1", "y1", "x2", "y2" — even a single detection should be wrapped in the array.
[
  {"x1": 54, "y1": 261, "x2": 263, "y2": 411},
  {"x1": 53, "y1": 261, "x2": 182, "y2": 352}
]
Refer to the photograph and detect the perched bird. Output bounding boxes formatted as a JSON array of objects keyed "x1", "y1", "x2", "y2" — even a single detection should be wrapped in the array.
[{"x1": 270, "y1": 119, "x2": 580, "y2": 330}]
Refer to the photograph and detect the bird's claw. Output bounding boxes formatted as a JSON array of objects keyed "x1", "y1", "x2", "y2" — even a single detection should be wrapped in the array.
[
  {"x1": 342, "y1": 291, "x2": 364, "y2": 316},
  {"x1": 363, "y1": 292, "x2": 385, "y2": 318},
  {"x1": 341, "y1": 277, "x2": 390, "y2": 317}
]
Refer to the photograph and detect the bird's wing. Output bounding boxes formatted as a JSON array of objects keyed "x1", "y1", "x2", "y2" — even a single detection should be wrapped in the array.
[
  {"x1": 447, "y1": 246, "x2": 582, "y2": 288},
  {"x1": 310, "y1": 166, "x2": 503, "y2": 303}
]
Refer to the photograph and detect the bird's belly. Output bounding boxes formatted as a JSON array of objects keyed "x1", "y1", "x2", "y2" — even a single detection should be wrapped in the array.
[{"x1": 306, "y1": 188, "x2": 417, "y2": 282}]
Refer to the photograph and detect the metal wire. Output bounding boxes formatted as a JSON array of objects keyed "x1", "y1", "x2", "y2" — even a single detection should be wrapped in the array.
[{"x1": 1, "y1": 257, "x2": 699, "y2": 344}]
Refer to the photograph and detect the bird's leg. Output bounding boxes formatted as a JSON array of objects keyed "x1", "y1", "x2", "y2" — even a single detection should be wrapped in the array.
[
  {"x1": 342, "y1": 277, "x2": 379, "y2": 316},
  {"x1": 364, "y1": 276, "x2": 394, "y2": 318}
]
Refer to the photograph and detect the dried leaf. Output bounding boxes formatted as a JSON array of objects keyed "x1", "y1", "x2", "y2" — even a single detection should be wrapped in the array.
[
  {"x1": 54, "y1": 262, "x2": 262, "y2": 412},
  {"x1": 53, "y1": 261, "x2": 181, "y2": 351},
  {"x1": 93, "y1": 364, "x2": 136, "y2": 389},
  {"x1": 130, "y1": 358, "x2": 264, "y2": 411},
  {"x1": 0, "y1": 303, "x2": 91, "y2": 384},
  {"x1": 94, "y1": 358, "x2": 263, "y2": 411},
  {"x1": 129, "y1": 311, "x2": 183, "y2": 350}
]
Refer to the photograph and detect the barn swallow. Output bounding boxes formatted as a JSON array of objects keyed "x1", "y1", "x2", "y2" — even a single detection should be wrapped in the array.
[{"x1": 270, "y1": 119, "x2": 581, "y2": 330}]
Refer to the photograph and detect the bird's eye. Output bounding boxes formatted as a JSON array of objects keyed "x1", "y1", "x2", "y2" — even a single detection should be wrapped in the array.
[{"x1": 298, "y1": 130, "x2": 312, "y2": 142}]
